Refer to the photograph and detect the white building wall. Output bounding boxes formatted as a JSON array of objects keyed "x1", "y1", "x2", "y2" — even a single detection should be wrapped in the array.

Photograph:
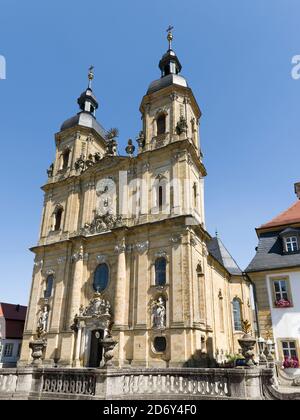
[{"x1": 266, "y1": 270, "x2": 300, "y2": 359}]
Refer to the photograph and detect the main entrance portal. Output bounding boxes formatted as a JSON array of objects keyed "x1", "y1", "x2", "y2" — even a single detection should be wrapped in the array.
[{"x1": 88, "y1": 329, "x2": 103, "y2": 368}]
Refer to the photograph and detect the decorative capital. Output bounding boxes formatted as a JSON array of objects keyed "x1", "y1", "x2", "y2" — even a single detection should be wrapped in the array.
[
  {"x1": 115, "y1": 243, "x2": 126, "y2": 254},
  {"x1": 169, "y1": 234, "x2": 182, "y2": 245}
]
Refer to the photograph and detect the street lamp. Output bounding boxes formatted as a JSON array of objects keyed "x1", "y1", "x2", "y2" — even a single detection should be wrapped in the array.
[{"x1": 258, "y1": 337, "x2": 267, "y2": 365}]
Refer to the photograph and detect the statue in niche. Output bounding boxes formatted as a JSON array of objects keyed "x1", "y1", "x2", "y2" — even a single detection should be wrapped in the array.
[
  {"x1": 37, "y1": 305, "x2": 49, "y2": 337},
  {"x1": 152, "y1": 297, "x2": 166, "y2": 329},
  {"x1": 176, "y1": 115, "x2": 188, "y2": 135}
]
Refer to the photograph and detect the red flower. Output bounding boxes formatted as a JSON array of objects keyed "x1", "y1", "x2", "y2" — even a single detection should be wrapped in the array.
[{"x1": 275, "y1": 299, "x2": 291, "y2": 308}]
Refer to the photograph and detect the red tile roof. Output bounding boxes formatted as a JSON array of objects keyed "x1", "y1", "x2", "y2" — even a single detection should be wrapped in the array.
[
  {"x1": 259, "y1": 200, "x2": 300, "y2": 229},
  {"x1": 0, "y1": 303, "x2": 27, "y2": 321}
]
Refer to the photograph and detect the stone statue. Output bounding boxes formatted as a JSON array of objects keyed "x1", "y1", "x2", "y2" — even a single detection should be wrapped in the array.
[
  {"x1": 47, "y1": 163, "x2": 54, "y2": 178},
  {"x1": 152, "y1": 297, "x2": 166, "y2": 329},
  {"x1": 37, "y1": 305, "x2": 49, "y2": 337}
]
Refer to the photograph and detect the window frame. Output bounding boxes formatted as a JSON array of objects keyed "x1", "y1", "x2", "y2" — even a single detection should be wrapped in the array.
[
  {"x1": 285, "y1": 236, "x2": 299, "y2": 253},
  {"x1": 270, "y1": 276, "x2": 293, "y2": 308},
  {"x1": 154, "y1": 257, "x2": 167, "y2": 287},
  {"x1": 44, "y1": 274, "x2": 54, "y2": 299},
  {"x1": 232, "y1": 298, "x2": 243, "y2": 332},
  {"x1": 4, "y1": 343, "x2": 14, "y2": 358},
  {"x1": 93, "y1": 263, "x2": 110, "y2": 293},
  {"x1": 153, "y1": 336, "x2": 167, "y2": 354},
  {"x1": 277, "y1": 338, "x2": 300, "y2": 362},
  {"x1": 156, "y1": 114, "x2": 166, "y2": 136}
]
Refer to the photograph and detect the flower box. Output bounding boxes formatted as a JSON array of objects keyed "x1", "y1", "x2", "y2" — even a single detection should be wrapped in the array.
[{"x1": 274, "y1": 299, "x2": 292, "y2": 308}]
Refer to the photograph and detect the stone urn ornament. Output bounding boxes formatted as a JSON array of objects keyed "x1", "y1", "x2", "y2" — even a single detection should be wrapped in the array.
[
  {"x1": 100, "y1": 333, "x2": 118, "y2": 368},
  {"x1": 29, "y1": 338, "x2": 47, "y2": 366},
  {"x1": 238, "y1": 320, "x2": 257, "y2": 368}
]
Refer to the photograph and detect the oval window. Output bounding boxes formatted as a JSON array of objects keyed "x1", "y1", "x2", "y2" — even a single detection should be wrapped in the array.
[
  {"x1": 93, "y1": 264, "x2": 109, "y2": 292},
  {"x1": 154, "y1": 336, "x2": 167, "y2": 353}
]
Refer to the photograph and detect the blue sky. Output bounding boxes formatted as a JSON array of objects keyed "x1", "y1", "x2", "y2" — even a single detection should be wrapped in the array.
[{"x1": 0, "y1": 0, "x2": 299, "y2": 305}]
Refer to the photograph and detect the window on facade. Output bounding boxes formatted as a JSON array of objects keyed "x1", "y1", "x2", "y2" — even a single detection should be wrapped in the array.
[
  {"x1": 193, "y1": 182, "x2": 197, "y2": 208},
  {"x1": 232, "y1": 298, "x2": 242, "y2": 331},
  {"x1": 157, "y1": 114, "x2": 166, "y2": 135},
  {"x1": 273, "y1": 279, "x2": 291, "y2": 306},
  {"x1": 54, "y1": 207, "x2": 63, "y2": 231},
  {"x1": 285, "y1": 236, "x2": 298, "y2": 253},
  {"x1": 4, "y1": 343, "x2": 14, "y2": 358},
  {"x1": 282, "y1": 341, "x2": 297, "y2": 359},
  {"x1": 154, "y1": 336, "x2": 167, "y2": 353},
  {"x1": 155, "y1": 257, "x2": 167, "y2": 286},
  {"x1": 93, "y1": 263, "x2": 109, "y2": 292},
  {"x1": 62, "y1": 149, "x2": 70, "y2": 170},
  {"x1": 44, "y1": 275, "x2": 54, "y2": 299},
  {"x1": 158, "y1": 186, "x2": 164, "y2": 209},
  {"x1": 219, "y1": 294, "x2": 224, "y2": 333}
]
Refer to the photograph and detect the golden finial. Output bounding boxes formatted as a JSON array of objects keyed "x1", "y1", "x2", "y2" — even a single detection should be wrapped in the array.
[
  {"x1": 88, "y1": 65, "x2": 94, "y2": 89},
  {"x1": 166, "y1": 25, "x2": 174, "y2": 50}
]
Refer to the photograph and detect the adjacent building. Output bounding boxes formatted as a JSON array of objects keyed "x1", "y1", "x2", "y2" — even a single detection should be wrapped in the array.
[
  {"x1": 0, "y1": 303, "x2": 27, "y2": 367},
  {"x1": 246, "y1": 182, "x2": 300, "y2": 365},
  {"x1": 19, "y1": 30, "x2": 253, "y2": 369}
]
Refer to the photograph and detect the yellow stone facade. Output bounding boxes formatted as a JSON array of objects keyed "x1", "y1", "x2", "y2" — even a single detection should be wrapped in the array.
[{"x1": 20, "y1": 39, "x2": 252, "y2": 369}]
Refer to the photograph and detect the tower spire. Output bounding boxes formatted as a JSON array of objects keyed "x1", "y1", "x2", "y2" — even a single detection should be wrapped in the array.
[
  {"x1": 166, "y1": 25, "x2": 174, "y2": 50},
  {"x1": 88, "y1": 65, "x2": 94, "y2": 89}
]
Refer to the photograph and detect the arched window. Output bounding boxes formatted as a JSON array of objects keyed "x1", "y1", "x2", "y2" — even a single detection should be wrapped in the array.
[
  {"x1": 93, "y1": 263, "x2": 109, "y2": 292},
  {"x1": 157, "y1": 114, "x2": 166, "y2": 135},
  {"x1": 232, "y1": 298, "x2": 242, "y2": 331},
  {"x1": 62, "y1": 149, "x2": 70, "y2": 170},
  {"x1": 158, "y1": 185, "x2": 163, "y2": 208},
  {"x1": 156, "y1": 176, "x2": 167, "y2": 210},
  {"x1": 155, "y1": 258, "x2": 167, "y2": 286},
  {"x1": 44, "y1": 275, "x2": 54, "y2": 299},
  {"x1": 54, "y1": 207, "x2": 63, "y2": 231}
]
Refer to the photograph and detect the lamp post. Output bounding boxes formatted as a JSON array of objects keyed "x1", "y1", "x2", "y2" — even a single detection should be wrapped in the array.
[
  {"x1": 265, "y1": 339, "x2": 275, "y2": 368},
  {"x1": 258, "y1": 337, "x2": 267, "y2": 366}
]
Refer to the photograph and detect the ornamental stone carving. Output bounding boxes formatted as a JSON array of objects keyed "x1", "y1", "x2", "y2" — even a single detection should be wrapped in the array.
[
  {"x1": 81, "y1": 212, "x2": 124, "y2": 236},
  {"x1": 80, "y1": 293, "x2": 111, "y2": 318},
  {"x1": 96, "y1": 254, "x2": 107, "y2": 264},
  {"x1": 71, "y1": 246, "x2": 89, "y2": 263},
  {"x1": 135, "y1": 241, "x2": 149, "y2": 253},
  {"x1": 57, "y1": 256, "x2": 67, "y2": 264},
  {"x1": 154, "y1": 250, "x2": 168, "y2": 259}
]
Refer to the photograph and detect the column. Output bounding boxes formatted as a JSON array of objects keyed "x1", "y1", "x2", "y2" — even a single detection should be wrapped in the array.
[
  {"x1": 113, "y1": 235, "x2": 127, "y2": 366},
  {"x1": 114, "y1": 236, "x2": 127, "y2": 327},
  {"x1": 68, "y1": 245, "x2": 85, "y2": 327},
  {"x1": 74, "y1": 323, "x2": 83, "y2": 367}
]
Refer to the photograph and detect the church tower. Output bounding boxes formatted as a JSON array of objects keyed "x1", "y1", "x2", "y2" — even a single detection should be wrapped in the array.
[{"x1": 20, "y1": 30, "x2": 252, "y2": 369}]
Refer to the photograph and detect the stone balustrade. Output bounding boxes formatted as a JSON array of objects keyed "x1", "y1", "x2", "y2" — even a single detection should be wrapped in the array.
[{"x1": 0, "y1": 366, "x2": 299, "y2": 400}]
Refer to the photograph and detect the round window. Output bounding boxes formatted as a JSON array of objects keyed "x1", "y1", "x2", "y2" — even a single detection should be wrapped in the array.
[
  {"x1": 154, "y1": 336, "x2": 167, "y2": 353},
  {"x1": 93, "y1": 263, "x2": 109, "y2": 292}
]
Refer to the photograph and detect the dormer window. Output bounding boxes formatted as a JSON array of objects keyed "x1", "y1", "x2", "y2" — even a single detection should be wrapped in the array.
[{"x1": 285, "y1": 236, "x2": 298, "y2": 253}]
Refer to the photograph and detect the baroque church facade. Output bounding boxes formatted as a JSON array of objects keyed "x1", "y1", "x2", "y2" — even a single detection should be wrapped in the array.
[{"x1": 20, "y1": 31, "x2": 253, "y2": 369}]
